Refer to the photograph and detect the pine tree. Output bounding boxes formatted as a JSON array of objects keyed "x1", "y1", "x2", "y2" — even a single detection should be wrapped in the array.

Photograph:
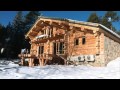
[
  {"x1": 23, "y1": 11, "x2": 41, "y2": 51},
  {"x1": 0, "y1": 24, "x2": 4, "y2": 57},
  {"x1": 0, "y1": 24, "x2": 7, "y2": 58},
  {"x1": 11, "y1": 11, "x2": 24, "y2": 58},
  {"x1": 101, "y1": 11, "x2": 119, "y2": 32},
  {"x1": 0, "y1": 24, "x2": 4, "y2": 44},
  {"x1": 101, "y1": 17, "x2": 112, "y2": 29},
  {"x1": 24, "y1": 11, "x2": 41, "y2": 33},
  {"x1": 13, "y1": 11, "x2": 24, "y2": 33},
  {"x1": 87, "y1": 12, "x2": 100, "y2": 23},
  {"x1": 6, "y1": 22, "x2": 13, "y2": 38},
  {"x1": 104, "y1": 11, "x2": 119, "y2": 22},
  {"x1": 117, "y1": 30, "x2": 120, "y2": 35},
  {"x1": 3, "y1": 22, "x2": 13, "y2": 59}
]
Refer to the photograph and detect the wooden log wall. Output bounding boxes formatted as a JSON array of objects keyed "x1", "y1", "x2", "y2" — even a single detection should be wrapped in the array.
[{"x1": 68, "y1": 30, "x2": 97, "y2": 56}]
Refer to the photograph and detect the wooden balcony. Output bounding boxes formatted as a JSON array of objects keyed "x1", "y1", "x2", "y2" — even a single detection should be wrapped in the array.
[{"x1": 32, "y1": 34, "x2": 64, "y2": 44}]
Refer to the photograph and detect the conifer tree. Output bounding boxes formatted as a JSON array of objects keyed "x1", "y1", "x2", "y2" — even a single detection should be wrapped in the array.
[
  {"x1": 87, "y1": 12, "x2": 100, "y2": 23},
  {"x1": 11, "y1": 11, "x2": 24, "y2": 58}
]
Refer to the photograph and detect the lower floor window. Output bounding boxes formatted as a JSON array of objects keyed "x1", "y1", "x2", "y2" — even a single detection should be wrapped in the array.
[
  {"x1": 39, "y1": 46, "x2": 44, "y2": 54},
  {"x1": 54, "y1": 42, "x2": 64, "y2": 54}
]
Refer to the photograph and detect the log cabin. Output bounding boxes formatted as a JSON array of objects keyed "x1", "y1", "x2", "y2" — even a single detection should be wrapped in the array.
[{"x1": 18, "y1": 16, "x2": 120, "y2": 67}]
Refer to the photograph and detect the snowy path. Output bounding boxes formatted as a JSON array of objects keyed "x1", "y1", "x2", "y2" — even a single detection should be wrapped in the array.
[{"x1": 0, "y1": 58, "x2": 120, "y2": 79}]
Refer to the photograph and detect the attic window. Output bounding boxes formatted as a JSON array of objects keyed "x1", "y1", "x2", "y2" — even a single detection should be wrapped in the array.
[
  {"x1": 82, "y1": 36, "x2": 86, "y2": 45},
  {"x1": 74, "y1": 38, "x2": 79, "y2": 46}
]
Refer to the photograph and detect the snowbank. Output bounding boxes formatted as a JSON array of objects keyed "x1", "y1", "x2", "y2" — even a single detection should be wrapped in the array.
[
  {"x1": 107, "y1": 57, "x2": 120, "y2": 68},
  {"x1": 8, "y1": 62, "x2": 19, "y2": 67}
]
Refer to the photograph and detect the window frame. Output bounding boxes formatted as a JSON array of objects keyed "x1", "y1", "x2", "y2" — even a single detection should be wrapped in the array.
[
  {"x1": 74, "y1": 38, "x2": 79, "y2": 46},
  {"x1": 82, "y1": 36, "x2": 86, "y2": 45}
]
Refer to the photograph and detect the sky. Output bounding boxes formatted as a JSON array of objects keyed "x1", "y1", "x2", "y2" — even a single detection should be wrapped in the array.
[{"x1": 0, "y1": 11, "x2": 120, "y2": 30}]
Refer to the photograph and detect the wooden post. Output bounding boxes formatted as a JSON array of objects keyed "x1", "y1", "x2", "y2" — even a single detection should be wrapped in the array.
[
  {"x1": 44, "y1": 29, "x2": 45, "y2": 39},
  {"x1": 50, "y1": 29, "x2": 51, "y2": 37},
  {"x1": 32, "y1": 58, "x2": 34, "y2": 66},
  {"x1": 39, "y1": 58, "x2": 42, "y2": 66},
  {"x1": 42, "y1": 58, "x2": 44, "y2": 66},
  {"x1": 46, "y1": 28, "x2": 48, "y2": 38},
  {"x1": 45, "y1": 57, "x2": 48, "y2": 66},
  {"x1": 28, "y1": 58, "x2": 31, "y2": 67},
  {"x1": 64, "y1": 59, "x2": 67, "y2": 65},
  {"x1": 37, "y1": 46, "x2": 39, "y2": 57},
  {"x1": 29, "y1": 58, "x2": 34, "y2": 67},
  {"x1": 56, "y1": 42, "x2": 58, "y2": 54},
  {"x1": 58, "y1": 41, "x2": 60, "y2": 55},
  {"x1": 21, "y1": 57, "x2": 24, "y2": 66}
]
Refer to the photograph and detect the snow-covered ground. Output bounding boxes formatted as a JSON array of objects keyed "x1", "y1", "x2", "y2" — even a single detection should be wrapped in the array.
[{"x1": 0, "y1": 58, "x2": 120, "y2": 79}]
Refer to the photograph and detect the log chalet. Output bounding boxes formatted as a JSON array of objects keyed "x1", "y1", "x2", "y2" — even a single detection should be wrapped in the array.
[{"x1": 18, "y1": 16, "x2": 120, "y2": 67}]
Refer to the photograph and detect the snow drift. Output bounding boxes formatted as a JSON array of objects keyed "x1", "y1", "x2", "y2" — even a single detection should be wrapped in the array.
[{"x1": 107, "y1": 57, "x2": 120, "y2": 68}]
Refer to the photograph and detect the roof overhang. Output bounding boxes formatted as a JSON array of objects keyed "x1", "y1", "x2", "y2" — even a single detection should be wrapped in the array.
[{"x1": 25, "y1": 16, "x2": 120, "y2": 40}]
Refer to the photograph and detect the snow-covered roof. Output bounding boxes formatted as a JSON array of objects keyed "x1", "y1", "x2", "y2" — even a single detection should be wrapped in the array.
[
  {"x1": 26, "y1": 16, "x2": 120, "y2": 40},
  {"x1": 99, "y1": 24, "x2": 120, "y2": 39}
]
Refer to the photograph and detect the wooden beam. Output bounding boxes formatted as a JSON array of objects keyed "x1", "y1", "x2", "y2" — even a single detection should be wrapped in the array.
[
  {"x1": 41, "y1": 21, "x2": 50, "y2": 26},
  {"x1": 34, "y1": 25, "x2": 44, "y2": 32},
  {"x1": 59, "y1": 22, "x2": 69, "y2": 30},
  {"x1": 44, "y1": 21, "x2": 51, "y2": 24},
  {"x1": 34, "y1": 39, "x2": 47, "y2": 44},
  {"x1": 31, "y1": 31, "x2": 38, "y2": 35},
  {"x1": 70, "y1": 26, "x2": 80, "y2": 30},
  {"x1": 36, "y1": 20, "x2": 44, "y2": 26},
  {"x1": 32, "y1": 29, "x2": 39, "y2": 33},
  {"x1": 42, "y1": 20, "x2": 70, "y2": 31},
  {"x1": 93, "y1": 30, "x2": 100, "y2": 37},
  {"x1": 51, "y1": 22, "x2": 61, "y2": 28},
  {"x1": 50, "y1": 29, "x2": 51, "y2": 37},
  {"x1": 69, "y1": 23, "x2": 99, "y2": 31},
  {"x1": 81, "y1": 26, "x2": 85, "y2": 31},
  {"x1": 39, "y1": 58, "x2": 41, "y2": 66},
  {"x1": 36, "y1": 21, "x2": 46, "y2": 28},
  {"x1": 29, "y1": 35, "x2": 35, "y2": 40},
  {"x1": 29, "y1": 32, "x2": 37, "y2": 36}
]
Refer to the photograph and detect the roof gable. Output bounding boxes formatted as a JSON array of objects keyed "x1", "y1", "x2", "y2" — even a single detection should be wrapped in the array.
[{"x1": 25, "y1": 16, "x2": 120, "y2": 40}]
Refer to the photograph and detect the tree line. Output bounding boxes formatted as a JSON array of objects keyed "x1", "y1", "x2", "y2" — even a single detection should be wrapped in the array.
[
  {"x1": 0, "y1": 11, "x2": 120, "y2": 59},
  {"x1": 0, "y1": 11, "x2": 41, "y2": 59}
]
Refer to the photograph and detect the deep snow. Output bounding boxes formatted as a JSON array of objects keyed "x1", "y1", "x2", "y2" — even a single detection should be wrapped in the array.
[{"x1": 0, "y1": 58, "x2": 120, "y2": 79}]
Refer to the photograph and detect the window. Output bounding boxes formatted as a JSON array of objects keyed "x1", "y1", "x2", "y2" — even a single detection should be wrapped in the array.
[
  {"x1": 82, "y1": 36, "x2": 86, "y2": 45},
  {"x1": 41, "y1": 31, "x2": 44, "y2": 34},
  {"x1": 46, "y1": 27, "x2": 53, "y2": 37},
  {"x1": 48, "y1": 29, "x2": 51, "y2": 36},
  {"x1": 53, "y1": 42, "x2": 64, "y2": 55},
  {"x1": 74, "y1": 38, "x2": 79, "y2": 46},
  {"x1": 59, "y1": 42, "x2": 64, "y2": 54},
  {"x1": 44, "y1": 29, "x2": 46, "y2": 35},
  {"x1": 39, "y1": 46, "x2": 44, "y2": 54}
]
